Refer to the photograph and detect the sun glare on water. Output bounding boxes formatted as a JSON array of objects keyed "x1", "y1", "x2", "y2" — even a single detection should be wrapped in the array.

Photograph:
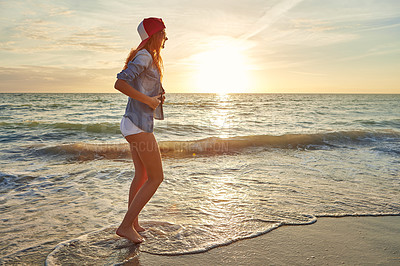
[{"x1": 194, "y1": 45, "x2": 252, "y2": 94}]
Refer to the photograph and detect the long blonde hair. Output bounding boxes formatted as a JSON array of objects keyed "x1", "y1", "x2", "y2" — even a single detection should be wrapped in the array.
[{"x1": 123, "y1": 30, "x2": 165, "y2": 80}]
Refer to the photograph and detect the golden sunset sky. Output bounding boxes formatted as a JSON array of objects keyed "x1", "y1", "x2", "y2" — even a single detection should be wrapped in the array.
[{"x1": 1, "y1": 0, "x2": 399, "y2": 93}]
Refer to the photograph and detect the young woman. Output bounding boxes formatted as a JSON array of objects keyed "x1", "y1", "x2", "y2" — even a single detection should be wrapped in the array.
[{"x1": 114, "y1": 17, "x2": 167, "y2": 244}]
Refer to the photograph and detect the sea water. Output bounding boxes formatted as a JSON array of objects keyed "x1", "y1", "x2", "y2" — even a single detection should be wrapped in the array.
[{"x1": 0, "y1": 93, "x2": 399, "y2": 264}]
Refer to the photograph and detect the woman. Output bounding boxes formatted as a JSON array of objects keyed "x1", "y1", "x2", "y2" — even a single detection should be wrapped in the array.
[{"x1": 114, "y1": 17, "x2": 167, "y2": 244}]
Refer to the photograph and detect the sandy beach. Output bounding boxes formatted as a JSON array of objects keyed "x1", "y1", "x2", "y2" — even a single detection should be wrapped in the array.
[{"x1": 137, "y1": 216, "x2": 400, "y2": 265}]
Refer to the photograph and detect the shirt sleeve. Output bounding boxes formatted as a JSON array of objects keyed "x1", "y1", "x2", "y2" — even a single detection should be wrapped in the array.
[{"x1": 116, "y1": 50, "x2": 152, "y2": 83}]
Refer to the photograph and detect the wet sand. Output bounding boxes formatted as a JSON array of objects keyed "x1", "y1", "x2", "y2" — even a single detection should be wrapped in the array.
[{"x1": 137, "y1": 216, "x2": 400, "y2": 265}]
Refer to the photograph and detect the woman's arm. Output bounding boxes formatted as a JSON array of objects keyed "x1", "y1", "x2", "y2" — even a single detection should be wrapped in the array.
[{"x1": 114, "y1": 79, "x2": 161, "y2": 110}]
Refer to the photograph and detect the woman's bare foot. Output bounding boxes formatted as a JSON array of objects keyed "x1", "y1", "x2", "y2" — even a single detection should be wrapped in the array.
[
  {"x1": 116, "y1": 225, "x2": 144, "y2": 244},
  {"x1": 134, "y1": 223, "x2": 146, "y2": 232}
]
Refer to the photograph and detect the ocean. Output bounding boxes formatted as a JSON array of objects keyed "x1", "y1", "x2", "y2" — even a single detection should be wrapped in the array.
[{"x1": 0, "y1": 93, "x2": 399, "y2": 264}]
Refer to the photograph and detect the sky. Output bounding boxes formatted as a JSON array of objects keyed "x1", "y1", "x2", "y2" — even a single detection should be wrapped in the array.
[{"x1": 0, "y1": 0, "x2": 399, "y2": 94}]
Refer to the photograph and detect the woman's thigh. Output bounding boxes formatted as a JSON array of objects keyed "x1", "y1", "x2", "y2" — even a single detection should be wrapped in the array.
[
  {"x1": 127, "y1": 139, "x2": 146, "y2": 177},
  {"x1": 125, "y1": 133, "x2": 163, "y2": 181}
]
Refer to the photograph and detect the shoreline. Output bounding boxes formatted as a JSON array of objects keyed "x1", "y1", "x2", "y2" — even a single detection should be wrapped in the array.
[
  {"x1": 137, "y1": 216, "x2": 400, "y2": 265},
  {"x1": 1, "y1": 216, "x2": 399, "y2": 265}
]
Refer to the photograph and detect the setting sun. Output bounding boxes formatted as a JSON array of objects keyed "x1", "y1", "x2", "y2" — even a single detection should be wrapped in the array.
[{"x1": 194, "y1": 45, "x2": 252, "y2": 94}]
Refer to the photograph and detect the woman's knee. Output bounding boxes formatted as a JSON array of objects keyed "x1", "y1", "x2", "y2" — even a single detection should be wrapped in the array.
[{"x1": 147, "y1": 169, "x2": 163, "y2": 184}]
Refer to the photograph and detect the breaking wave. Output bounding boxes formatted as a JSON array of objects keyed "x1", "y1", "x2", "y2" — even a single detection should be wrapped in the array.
[{"x1": 29, "y1": 129, "x2": 400, "y2": 160}]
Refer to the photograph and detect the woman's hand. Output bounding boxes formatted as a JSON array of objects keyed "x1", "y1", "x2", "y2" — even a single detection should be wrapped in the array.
[
  {"x1": 146, "y1": 95, "x2": 162, "y2": 110},
  {"x1": 159, "y1": 93, "x2": 165, "y2": 104}
]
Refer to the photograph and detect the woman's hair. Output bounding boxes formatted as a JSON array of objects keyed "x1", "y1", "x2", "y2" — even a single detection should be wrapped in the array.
[{"x1": 123, "y1": 30, "x2": 165, "y2": 80}]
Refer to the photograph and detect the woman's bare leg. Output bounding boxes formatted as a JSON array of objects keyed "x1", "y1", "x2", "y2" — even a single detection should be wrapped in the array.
[
  {"x1": 116, "y1": 133, "x2": 164, "y2": 243},
  {"x1": 128, "y1": 142, "x2": 147, "y2": 232}
]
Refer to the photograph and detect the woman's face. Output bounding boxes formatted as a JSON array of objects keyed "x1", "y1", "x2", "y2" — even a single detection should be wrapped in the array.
[{"x1": 160, "y1": 30, "x2": 168, "y2": 49}]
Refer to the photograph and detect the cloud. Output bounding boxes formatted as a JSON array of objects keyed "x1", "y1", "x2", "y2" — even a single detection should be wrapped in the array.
[
  {"x1": 2, "y1": 18, "x2": 124, "y2": 55},
  {"x1": 14, "y1": 19, "x2": 59, "y2": 40},
  {"x1": 0, "y1": 66, "x2": 118, "y2": 93},
  {"x1": 266, "y1": 27, "x2": 358, "y2": 47},
  {"x1": 335, "y1": 44, "x2": 400, "y2": 62},
  {"x1": 240, "y1": 0, "x2": 304, "y2": 40},
  {"x1": 0, "y1": 41, "x2": 16, "y2": 51},
  {"x1": 48, "y1": 7, "x2": 74, "y2": 17},
  {"x1": 56, "y1": 28, "x2": 124, "y2": 52}
]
